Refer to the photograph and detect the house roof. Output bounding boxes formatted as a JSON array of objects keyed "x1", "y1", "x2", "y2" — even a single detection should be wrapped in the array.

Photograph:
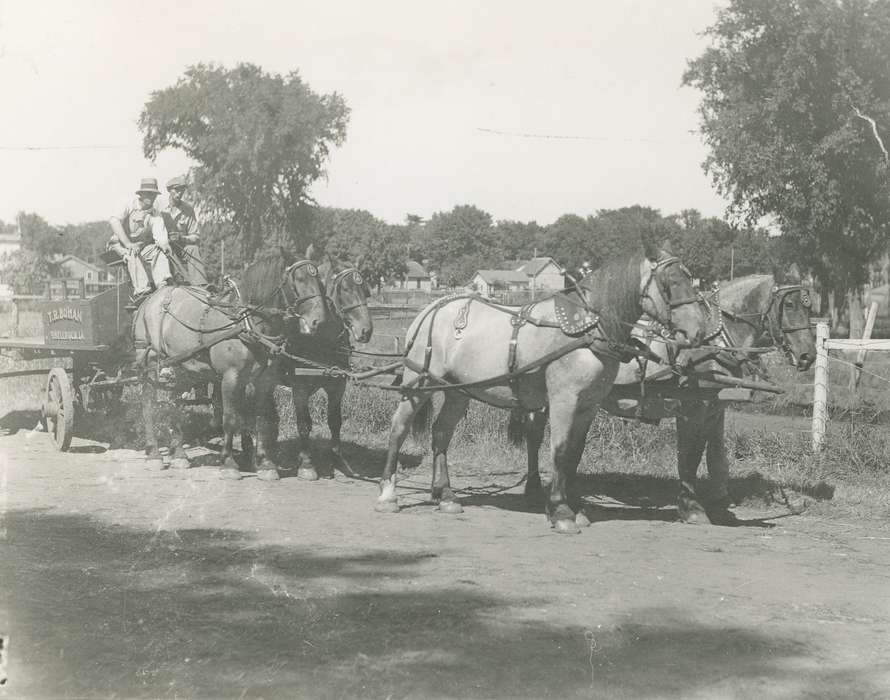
[
  {"x1": 58, "y1": 255, "x2": 103, "y2": 272},
  {"x1": 404, "y1": 260, "x2": 430, "y2": 279},
  {"x1": 474, "y1": 270, "x2": 530, "y2": 285},
  {"x1": 500, "y1": 256, "x2": 560, "y2": 277}
]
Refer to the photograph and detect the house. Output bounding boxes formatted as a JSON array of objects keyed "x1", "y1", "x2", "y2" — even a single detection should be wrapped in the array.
[
  {"x1": 389, "y1": 260, "x2": 434, "y2": 292},
  {"x1": 508, "y1": 256, "x2": 565, "y2": 291},
  {"x1": 0, "y1": 228, "x2": 22, "y2": 298},
  {"x1": 470, "y1": 270, "x2": 530, "y2": 297},
  {"x1": 57, "y1": 255, "x2": 117, "y2": 296}
]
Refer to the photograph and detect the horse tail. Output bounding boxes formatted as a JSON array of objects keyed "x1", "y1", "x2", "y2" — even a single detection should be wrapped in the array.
[
  {"x1": 411, "y1": 398, "x2": 432, "y2": 442},
  {"x1": 507, "y1": 409, "x2": 528, "y2": 447}
]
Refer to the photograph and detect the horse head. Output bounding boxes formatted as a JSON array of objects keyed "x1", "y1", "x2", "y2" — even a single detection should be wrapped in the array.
[
  {"x1": 768, "y1": 263, "x2": 816, "y2": 371},
  {"x1": 324, "y1": 255, "x2": 373, "y2": 344},
  {"x1": 280, "y1": 247, "x2": 329, "y2": 336},
  {"x1": 640, "y1": 241, "x2": 708, "y2": 347}
]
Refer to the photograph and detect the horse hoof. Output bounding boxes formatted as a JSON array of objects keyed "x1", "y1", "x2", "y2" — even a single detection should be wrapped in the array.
[
  {"x1": 437, "y1": 500, "x2": 463, "y2": 514},
  {"x1": 220, "y1": 468, "x2": 242, "y2": 480},
  {"x1": 297, "y1": 467, "x2": 319, "y2": 481},
  {"x1": 553, "y1": 519, "x2": 581, "y2": 534},
  {"x1": 257, "y1": 469, "x2": 280, "y2": 481},
  {"x1": 374, "y1": 500, "x2": 400, "y2": 513},
  {"x1": 170, "y1": 457, "x2": 190, "y2": 470},
  {"x1": 575, "y1": 511, "x2": 592, "y2": 528}
]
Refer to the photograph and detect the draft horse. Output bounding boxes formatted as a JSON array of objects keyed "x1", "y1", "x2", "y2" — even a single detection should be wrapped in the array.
[
  {"x1": 286, "y1": 257, "x2": 373, "y2": 480},
  {"x1": 130, "y1": 249, "x2": 329, "y2": 479},
  {"x1": 517, "y1": 264, "x2": 816, "y2": 525},
  {"x1": 673, "y1": 264, "x2": 816, "y2": 523},
  {"x1": 375, "y1": 243, "x2": 710, "y2": 534}
]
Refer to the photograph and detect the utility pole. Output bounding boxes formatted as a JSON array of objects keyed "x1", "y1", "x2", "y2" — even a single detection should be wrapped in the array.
[
  {"x1": 221, "y1": 239, "x2": 225, "y2": 277},
  {"x1": 730, "y1": 246, "x2": 735, "y2": 280}
]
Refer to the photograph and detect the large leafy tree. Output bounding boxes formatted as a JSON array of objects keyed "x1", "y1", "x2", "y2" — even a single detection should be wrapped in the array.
[
  {"x1": 139, "y1": 63, "x2": 350, "y2": 264},
  {"x1": 684, "y1": 0, "x2": 890, "y2": 304},
  {"x1": 316, "y1": 207, "x2": 408, "y2": 292},
  {"x1": 424, "y1": 205, "x2": 496, "y2": 287}
]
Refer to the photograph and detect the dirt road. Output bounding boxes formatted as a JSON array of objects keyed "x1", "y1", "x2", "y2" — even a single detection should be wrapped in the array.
[{"x1": 2, "y1": 426, "x2": 890, "y2": 699}]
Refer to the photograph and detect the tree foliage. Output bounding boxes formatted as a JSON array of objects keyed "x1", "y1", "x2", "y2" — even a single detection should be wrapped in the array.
[
  {"x1": 139, "y1": 63, "x2": 350, "y2": 264},
  {"x1": 314, "y1": 207, "x2": 408, "y2": 291},
  {"x1": 423, "y1": 205, "x2": 497, "y2": 286},
  {"x1": 683, "y1": 0, "x2": 890, "y2": 292}
]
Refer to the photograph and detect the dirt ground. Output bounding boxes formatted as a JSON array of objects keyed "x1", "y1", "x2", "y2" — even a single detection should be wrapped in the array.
[{"x1": 2, "y1": 417, "x2": 890, "y2": 700}]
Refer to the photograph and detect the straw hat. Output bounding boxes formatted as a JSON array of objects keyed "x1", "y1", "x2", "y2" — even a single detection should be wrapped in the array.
[{"x1": 136, "y1": 178, "x2": 161, "y2": 196}]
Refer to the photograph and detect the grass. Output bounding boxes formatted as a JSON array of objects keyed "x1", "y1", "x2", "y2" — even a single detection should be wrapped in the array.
[{"x1": 3, "y1": 307, "x2": 890, "y2": 522}]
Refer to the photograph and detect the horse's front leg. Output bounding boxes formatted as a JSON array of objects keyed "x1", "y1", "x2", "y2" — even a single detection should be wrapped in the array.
[
  {"x1": 253, "y1": 365, "x2": 281, "y2": 481},
  {"x1": 703, "y1": 402, "x2": 737, "y2": 525},
  {"x1": 546, "y1": 398, "x2": 595, "y2": 534},
  {"x1": 676, "y1": 400, "x2": 710, "y2": 524},
  {"x1": 217, "y1": 368, "x2": 243, "y2": 480},
  {"x1": 430, "y1": 392, "x2": 469, "y2": 514},
  {"x1": 141, "y1": 377, "x2": 164, "y2": 470},
  {"x1": 290, "y1": 380, "x2": 318, "y2": 481},
  {"x1": 375, "y1": 392, "x2": 430, "y2": 513},
  {"x1": 324, "y1": 379, "x2": 349, "y2": 478},
  {"x1": 524, "y1": 408, "x2": 548, "y2": 506}
]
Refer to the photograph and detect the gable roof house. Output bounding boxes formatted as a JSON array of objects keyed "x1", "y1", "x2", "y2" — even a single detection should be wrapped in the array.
[{"x1": 470, "y1": 270, "x2": 530, "y2": 297}]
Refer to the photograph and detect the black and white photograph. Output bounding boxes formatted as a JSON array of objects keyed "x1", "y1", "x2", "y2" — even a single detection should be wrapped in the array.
[{"x1": 1, "y1": 1, "x2": 889, "y2": 697}]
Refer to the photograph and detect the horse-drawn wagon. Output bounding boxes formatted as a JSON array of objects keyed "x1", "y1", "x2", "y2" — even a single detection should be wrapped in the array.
[{"x1": 0, "y1": 277, "x2": 134, "y2": 451}]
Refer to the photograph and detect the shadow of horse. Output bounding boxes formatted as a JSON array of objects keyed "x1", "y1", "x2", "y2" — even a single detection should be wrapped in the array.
[{"x1": 0, "y1": 409, "x2": 41, "y2": 436}]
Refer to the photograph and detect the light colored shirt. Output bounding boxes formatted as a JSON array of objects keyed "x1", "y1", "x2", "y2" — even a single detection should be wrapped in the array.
[
  {"x1": 163, "y1": 199, "x2": 199, "y2": 239},
  {"x1": 116, "y1": 198, "x2": 162, "y2": 243}
]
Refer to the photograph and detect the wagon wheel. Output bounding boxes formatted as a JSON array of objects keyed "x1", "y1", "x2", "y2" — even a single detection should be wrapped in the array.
[{"x1": 42, "y1": 367, "x2": 76, "y2": 451}]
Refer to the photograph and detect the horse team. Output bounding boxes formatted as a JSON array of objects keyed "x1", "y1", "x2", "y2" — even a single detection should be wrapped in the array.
[{"x1": 127, "y1": 237, "x2": 816, "y2": 534}]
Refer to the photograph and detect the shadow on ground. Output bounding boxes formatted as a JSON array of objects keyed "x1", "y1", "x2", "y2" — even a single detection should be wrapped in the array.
[{"x1": 4, "y1": 509, "x2": 885, "y2": 699}]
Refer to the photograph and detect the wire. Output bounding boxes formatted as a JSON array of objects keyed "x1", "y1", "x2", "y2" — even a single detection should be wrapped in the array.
[
  {"x1": 476, "y1": 127, "x2": 698, "y2": 143},
  {"x1": 0, "y1": 145, "x2": 129, "y2": 151}
]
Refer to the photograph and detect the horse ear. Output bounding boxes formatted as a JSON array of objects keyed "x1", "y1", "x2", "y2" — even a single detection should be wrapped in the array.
[
  {"x1": 642, "y1": 236, "x2": 660, "y2": 262},
  {"x1": 355, "y1": 254, "x2": 365, "y2": 271},
  {"x1": 306, "y1": 243, "x2": 319, "y2": 262},
  {"x1": 773, "y1": 261, "x2": 800, "y2": 284}
]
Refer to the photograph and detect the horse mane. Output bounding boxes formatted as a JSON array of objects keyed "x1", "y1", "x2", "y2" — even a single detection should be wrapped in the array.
[
  {"x1": 715, "y1": 274, "x2": 773, "y2": 316},
  {"x1": 580, "y1": 249, "x2": 646, "y2": 341},
  {"x1": 238, "y1": 253, "x2": 288, "y2": 304}
]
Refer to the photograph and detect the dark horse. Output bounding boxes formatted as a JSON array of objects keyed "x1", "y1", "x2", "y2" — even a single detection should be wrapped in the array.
[
  {"x1": 131, "y1": 248, "x2": 329, "y2": 479},
  {"x1": 375, "y1": 243, "x2": 710, "y2": 534},
  {"x1": 286, "y1": 257, "x2": 373, "y2": 480},
  {"x1": 517, "y1": 264, "x2": 816, "y2": 525}
]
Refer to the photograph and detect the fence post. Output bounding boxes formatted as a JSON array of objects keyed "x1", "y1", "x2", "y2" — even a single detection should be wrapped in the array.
[
  {"x1": 852, "y1": 301, "x2": 879, "y2": 389},
  {"x1": 812, "y1": 321, "x2": 830, "y2": 452}
]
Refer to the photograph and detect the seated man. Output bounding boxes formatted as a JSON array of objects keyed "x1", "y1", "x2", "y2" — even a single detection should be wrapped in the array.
[
  {"x1": 163, "y1": 175, "x2": 207, "y2": 286},
  {"x1": 107, "y1": 177, "x2": 173, "y2": 306}
]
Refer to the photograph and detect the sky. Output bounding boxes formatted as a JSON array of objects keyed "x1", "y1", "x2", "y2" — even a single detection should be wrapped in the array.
[{"x1": 0, "y1": 0, "x2": 728, "y2": 228}]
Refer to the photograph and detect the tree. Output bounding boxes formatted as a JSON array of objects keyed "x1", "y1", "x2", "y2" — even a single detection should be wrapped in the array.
[
  {"x1": 0, "y1": 249, "x2": 59, "y2": 294},
  {"x1": 139, "y1": 63, "x2": 350, "y2": 263},
  {"x1": 315, "y1": 207, "x2": 408, "y2": 292},
  {"x1": 424, "y1": 205, "x2": 496, "y2": 287},
  {"x1": 684, "y1": 0, "x2": 890, "y2": 308}
]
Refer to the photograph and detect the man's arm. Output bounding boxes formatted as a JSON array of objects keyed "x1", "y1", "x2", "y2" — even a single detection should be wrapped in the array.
[{"x1": 109, "y1": 209, "x2": 135, "y2": 252}]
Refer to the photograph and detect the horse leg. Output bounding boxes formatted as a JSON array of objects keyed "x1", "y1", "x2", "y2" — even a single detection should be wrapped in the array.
[
  {"x1": 546, "y1": 399, "x2": 595, "y2": 534},
  {"x1": 253, "y1": 366, "x2": 282, "y2": 481},
  {"x1": 324, "y1": 379, "x2": 348, "y2": 478},
  {"x1": 676, "y1": 400, "x2": 710, "y2": 524},
  {"x1": 209, "y1": 379, "x2": 223, "y2": 433},
  {"x1": 142, "y1": 377, "x2": 164, "y2": 470},
  {"x1": 375, "y1": 394, "x2": 430, "y2": 513},
  {"x1": 168, "y1": 400, "x2": 191, "y2": 470},
  {"x1": 703, "y1": 402, "x2": 737, "y2": 525},
  {"x1": 218, "y1": 369, "x2": 242, "y2": 480},
  {"x1": 430, "y1": 392, "x2": 469, "y2": 514},
  {"x1": 291, "y1": 382, "x2": 318, "y2": 481},
  {"x1": 524, "y1": 409, "x2": 547, "y2": 506}
]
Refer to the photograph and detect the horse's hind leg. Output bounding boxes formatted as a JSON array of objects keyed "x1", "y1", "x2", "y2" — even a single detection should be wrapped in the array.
[
  {"x1": 218, "y1": 369, "x2": 242, "y2": 480},
  {"x1": 375, "y1": 393, "x2": 431, "y2": 513},
  {"x1": 141, "y1": 377, "x2": 164, "y2": 470},
  {"x1": 524, "y1": 409, "x2": 548, "y2": 506},
  {"x1": 431, "y1": 391, "x2": 469, "y2": 514},
  {"x1": 168, "y1": 403, "x2": 191, "y2": 470}
]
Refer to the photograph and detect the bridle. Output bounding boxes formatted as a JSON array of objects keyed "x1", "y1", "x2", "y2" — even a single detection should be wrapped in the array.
[
  {"x1": 712, "y1": 283, "x2": 812, "y2": 352},
  {"x1": 328, "y1": 267, "x2": 370, "y2": 317},
  {"x1": 276, "y1": 259, "x2": 327, "y2": 321},
  {"x1": 639, "y1": 256, "x2": 703, "y2": 330}
]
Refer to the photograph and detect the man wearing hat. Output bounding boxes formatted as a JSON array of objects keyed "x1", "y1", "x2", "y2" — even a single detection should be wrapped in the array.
[
  {"x1": 162, "y1": 175, "x2": 206, "y2": 285},
  {"x1": 107, "y1": 177, "x2": 173, "y2": 303}
]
